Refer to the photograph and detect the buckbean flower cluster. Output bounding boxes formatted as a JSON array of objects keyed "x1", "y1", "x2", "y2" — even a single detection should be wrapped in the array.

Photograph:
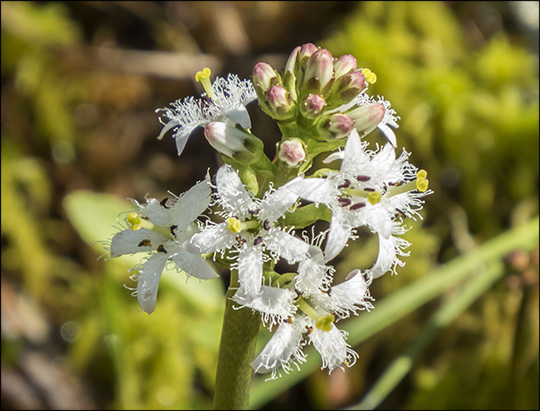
[{"x1": 107, "y1": 43, "x2": 431, "y2": 380}]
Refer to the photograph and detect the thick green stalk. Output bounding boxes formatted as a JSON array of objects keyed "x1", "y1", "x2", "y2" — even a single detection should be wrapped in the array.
[{"x1": 213, "y1": 269, "x2": 261, "y2": 410}]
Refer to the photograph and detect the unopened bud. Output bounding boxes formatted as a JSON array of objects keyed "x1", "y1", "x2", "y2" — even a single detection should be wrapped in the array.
[
  {"x1": 266, "y1": 85, "x2": 294, "y2": 120},
  {"x1": 302, "y1": 48, "x2": 334, "y2": 96},
  {"x1": 283, "y1": 46, "x2": 301, "y2": 100},
  {"x1": 299, "y1": 94, "x2": 326, "y2": 119},
  {"x1": 205, "y1": 122, "x2": 254, "y2": 158},
  {"x1": 252, "y1": 62, "x2": 280, "y2": 100},
  {"x1": 318, "y1": 113, "x2": 355, "y2": 140},
  {"x1": 347, "y1": 102, "x2": 385, "y2": 137},
  {"x1": 331, "y1": 70, "x2": 366, "y2": 105},
  {"x1": 278, "y1": 138, "x2": 306, "y2": 167},
  {"x1": 333, "y1": 54, "x2": 357, "y2": 79},
  {"x1": 298, "y1": 43, "x2": 319, "y2": 65}
]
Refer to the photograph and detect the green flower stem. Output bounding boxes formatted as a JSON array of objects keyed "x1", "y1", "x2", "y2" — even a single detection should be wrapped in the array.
[{"x1": 213, "y1": 269, "x2": 261, "y2": 410}]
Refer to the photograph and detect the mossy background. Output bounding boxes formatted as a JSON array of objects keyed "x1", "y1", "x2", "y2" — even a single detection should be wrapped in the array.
[{"x1": 1, "y1": 1, "x2": 538, "y2": 410}]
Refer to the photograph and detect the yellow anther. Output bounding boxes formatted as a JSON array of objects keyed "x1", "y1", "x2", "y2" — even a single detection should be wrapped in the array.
[
  {"x1": 127, "y1": 212, "x2": 142, "y2": 230},
  {"x1": 367, "y1": 191, "x2": 382, "y2": 205},
  {"x1": 362, "y1": 68, "x2": 377, "y2": 84},
  {"x1": 195, "y1": 67, "x2": 215, "y2": 99},
  {"x1": 416, "y1": 169, "x2": 429, "y2": 192},
  {"x1": 226, "y1": 217, "x2": 242, "y2": 233},
  {"x1": 315, "y1": 313, "x2": 335, "y2": 332}
]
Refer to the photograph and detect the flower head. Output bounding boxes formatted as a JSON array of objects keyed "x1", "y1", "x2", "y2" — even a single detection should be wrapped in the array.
[
  {"x1": 286, "y1": 129, "x2": 431, "y2": 273},
  {"x1": 109, "y1": 176, "x2": 218, "y2": 314},
  {"x1": 187, "y1": 164, "x2": 311, "y2": 301},
  {"x1": 156, "y1": 69, "x2": 257, "y2": 156},
  {"x1": 243, "y1": 247, "x2": 374, "y2": 380}
]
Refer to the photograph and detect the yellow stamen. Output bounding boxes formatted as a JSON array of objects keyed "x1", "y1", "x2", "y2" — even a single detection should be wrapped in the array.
[
  {"x1": 195, "y1": 67, "x2": 215, "y2": 99},
  {"x1": 296, "y1": 298, "x2": 335, "y2": 332},
  {"x1": 315, "y1": 313, "x2": 335, "y2": 332},
  {"x1": 367, "y1": 191, "x2": 382, "y2": 205},
  {"x1": 126, "y1": 212, "x2": 172, "y2": 238},
  {"x1": 127, "y1": 212, "x2": 142, "y2": 230},
  {"x1": 226, "y1": 217, "x2": 243, "y2": 233},
  {"x1": 343, "y1": 187, "x2": 381, "y2": 203},
  {"x1": 416, "y1": 169, "x2": 429, "y2": 192},
  {"x1": 362, "y1": 68, "x2": 377, "y2": 84}
]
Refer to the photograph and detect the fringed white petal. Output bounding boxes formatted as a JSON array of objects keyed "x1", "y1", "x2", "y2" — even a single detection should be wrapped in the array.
[
  {"x1": 237, "y1": 245, "x2": 263, "y2": 298},
  {"x1": 377, "y1": 123, "x2": 397, "y2": 147},
  {"x1": 296, "y1": 246, "x2": 332, "y2": 294},
  {"x1": 371, "y1": 227, "x2": 411, "y2": 279},
  {"x1": 157, "y1": 118, "x2": 179, "y2": 141},
  {"x1": 170, "y1": 248, "x2": 218, "y2": 280},
  {"x1": 170, "y1": 177, "x2": 211, "y2": 230},
  {"x1": 110, "y1": 229, "x2": 168, "y2": 257},
  {"x1": 323, "y1": 149, "x2": 344, "y2": 164},
  {"x1": 233, "y1": 285, "x2": 297, "y2": 327},
  {"x1": 251, "y1": 316, "x2": 308, "y2": 379},
  {"x1": 140, "y1": 198, "x2": 172, "y2": 226},
  {"x1": 284, "y1": 178, "x2": 337, "y2": 206},
  {"x1": 324, "y1": 215, "x2": 353, "y2": 262},
  {"x1": 264, "y1": 229, "x2": 310, "y2": 264},
  {"x1": 136, "y1": 253, "x2": 168, "y2": 314},
  {"x1": 340, "y1": 129, "x2": 370, "y2": 177},
  {"x1": 309, "y1": 324, "x2": 358, "y2": 372},
  {"x1": 363, "y1": 205, "x2": 392, "y2": 239},
  {"x1": 189, "y1": 223, "x2": 237, "y2": 254},
  {"x1": 223, "y1": 104, "x2": 252, "y2": 128},
  {"x1": 258, "y1": 181, "x2": 300, "y2": 223},
  {"x1": 316, "y1": 270, "x2": 374, "y2": 317},
  {"x1": 216, "y1": 164, "x2": 257, "y2": 218},
  {"x1": 370, "y1": 233, "x2": 397, "y2": 278},
  {"x1": 173, "y1": 128, "x2": 192, "y2": 156},
  {"x1": 368, "y1": 143, "x2": 400, "y2": 184},
  {"x1": 211, "y1": 74, "x2": 257, "y2": 112}
]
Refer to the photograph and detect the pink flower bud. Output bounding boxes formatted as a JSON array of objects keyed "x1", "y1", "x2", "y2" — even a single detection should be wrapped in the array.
[
  {"x1": 283, "y1": 46, "x2": 301, "y2": 99},
  {"x1": 333, "y1": 55, "x2": 357, "y2": 79},
  {"x1": 252, "y1": 62, "x2": 279, "y2": 95},
  {"x1": 347, "y1": 102, "x2": 385, "y2": 137},
  {"x1": 302, "y1": 48, "x2": 334, "y2": 96},
  {"x1": 331, "y1": 70, "x2": 366, "y2": 104},
  {"x1": 278, "y1": 138, "x2": 306, "y2": 167},
  {"x1": 266, "y1": 85, "x2": 294, "y2": 120},
  {"x1": 298, "y1": 43, "x2": 319, "y2": 64},
  {"x1": 299, "y1": 94, "x2": 327, "y2": 119},
  {"x1": 204, "y1": 122, "x2": 250, "y2": 158},
  {"x1": 319, "y1": 113, "x2": 355, "y2": 140}
]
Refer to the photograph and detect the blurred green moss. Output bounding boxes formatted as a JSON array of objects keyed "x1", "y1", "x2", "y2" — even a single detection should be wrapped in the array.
[{"x1": 321, "y1": 2, "x2": 538, "y2": 409}]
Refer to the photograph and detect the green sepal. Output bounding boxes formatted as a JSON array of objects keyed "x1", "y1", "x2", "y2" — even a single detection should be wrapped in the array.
[
  {"x1": 265, "y1": 270, "x2": 297, "y2": 288},
  {"x1": 273, "y1": 272, "x2": 297, "y2": 288},
  {"x1": 211, "y1": 250, "x2": 238, "y2": 269},
  {"x1": 236, "y1": 165, "x2": 259, "y2": 195},
  {"x1": 281, "y1": 203, "x2": 332, "y2": 229}
]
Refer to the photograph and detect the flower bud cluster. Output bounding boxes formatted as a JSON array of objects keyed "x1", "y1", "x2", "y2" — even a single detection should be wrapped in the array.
[{"x1": 252, "y1": 43, "x2": 399, "y2": 145}]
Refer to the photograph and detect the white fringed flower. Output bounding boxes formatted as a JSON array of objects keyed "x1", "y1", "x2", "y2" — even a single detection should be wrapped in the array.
[
  {"x1": 286, "y1": 129, "x2": 431, "y2": 276},
  {"x1": 249, "y1": 259, "x2": 373, "y2": 380},
  {"x1": 187, "y1": 164, "x2": 310, "y2": 302},
  {"x1": 109, "y1": 176, "x2": 218, "y2": 314},
  {"x1": 156, "y1": 69, "x2": 257, "y2": 156}
]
